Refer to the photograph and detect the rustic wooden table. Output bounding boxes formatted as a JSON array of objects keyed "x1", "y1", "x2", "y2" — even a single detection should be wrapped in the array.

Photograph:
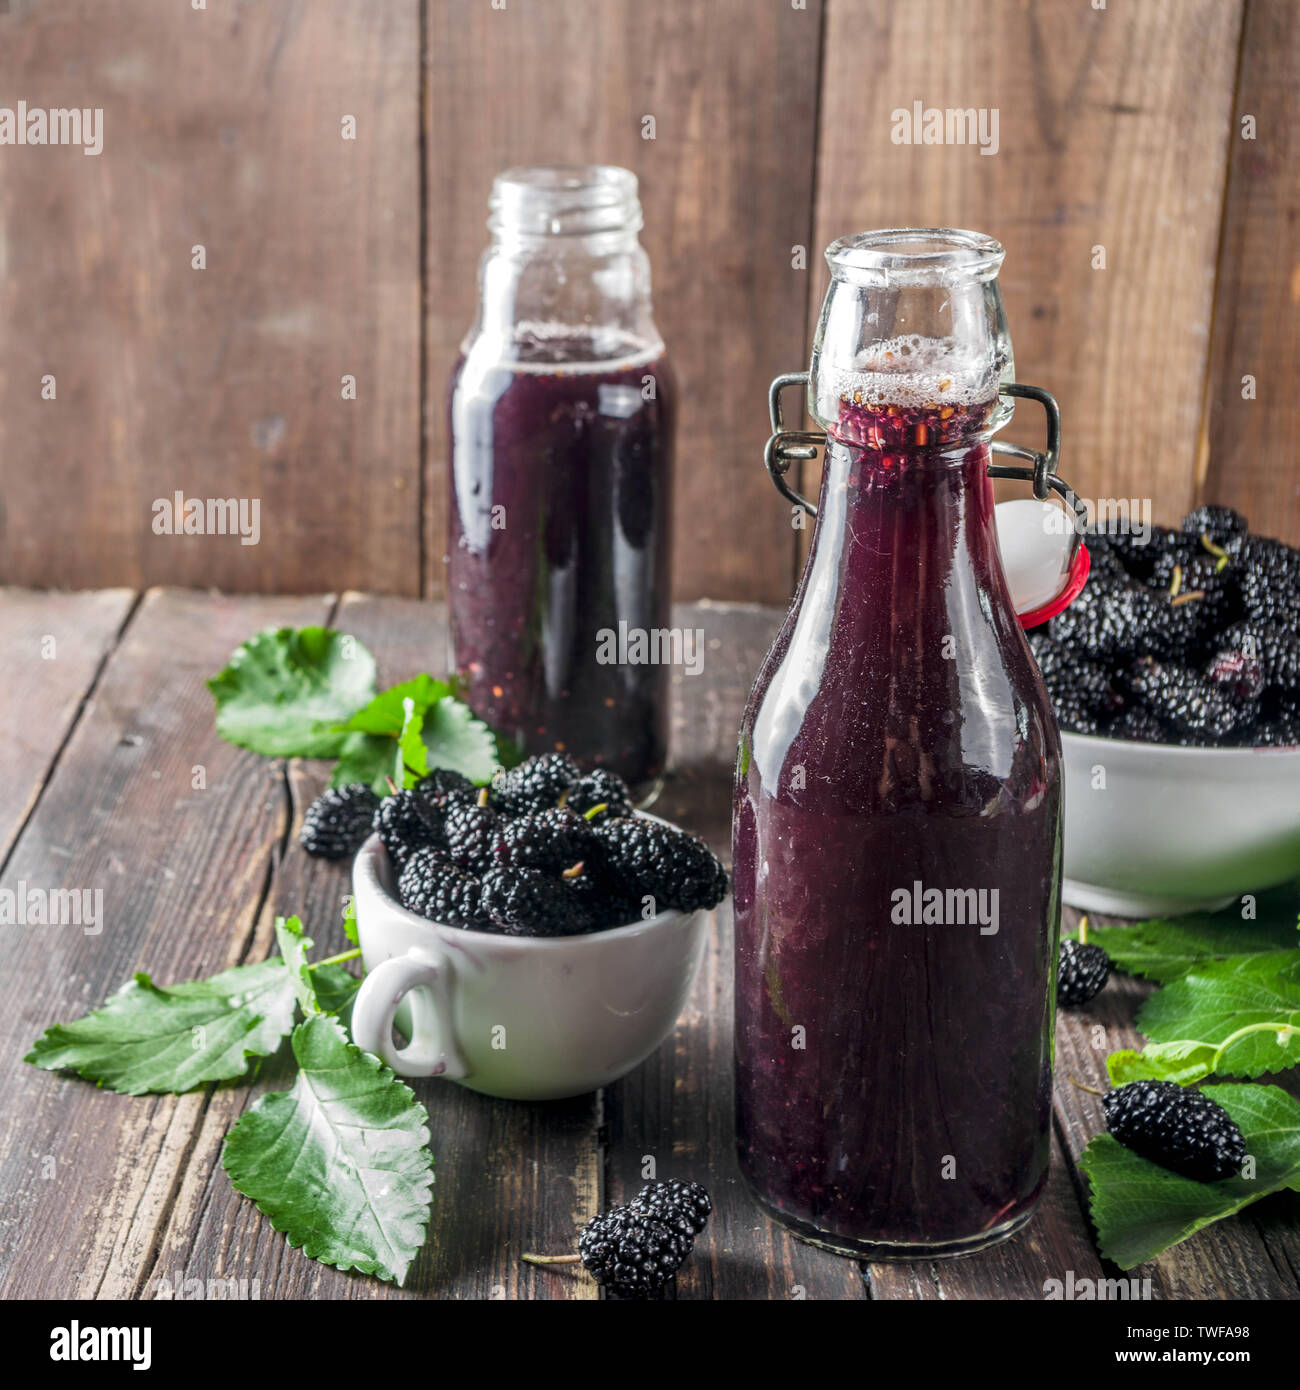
[{"x1": 1, "y1": 588, "x2": 1296, "y2": 1300}]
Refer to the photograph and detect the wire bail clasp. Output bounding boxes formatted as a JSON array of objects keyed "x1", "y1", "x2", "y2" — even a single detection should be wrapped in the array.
[
  {"x1": 763, "y1": 373, "x2": 1088, "y2": 562},
  {"x1": 763, "y1": 373, "x2": 821, "y2": 517}
]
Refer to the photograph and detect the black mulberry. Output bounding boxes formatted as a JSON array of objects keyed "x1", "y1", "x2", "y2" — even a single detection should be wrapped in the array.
[
  {"x1": 398, "y1": 848, "x2": 487, "y2": 929},
  {"x1": 491, "y1": 807, "x2": 595, "y2": 873},
  {"x1": 1127, "y1": 657, "x2": 1254, "y2": 741},
  {"x1": 1057, "y1": 938, "x2": 1111, "y2": 1007},
  {"x1": 565, "y1": 768, "x2": 634, "y2": 821},
  {"x1": 480, "y1": 866, "x2": 590, "y2": 937},
  {"x1": 444, "y1": 796, "x2": 501, "y2": 872},
  {"x1": 493, "y1": 753, "x2": 580, "y2": 816},
  {"x1": 1102, "y1": 1081, "x2": 1246, "y2": 1182},
  {"x1": 630, "y1": 1179, "x2": 712, "y2": 1236},
  {"x1": 299, "y1": 783, "x2": 381, "y2": 860},
  {"x1": 372, "y1": 789, "x2": 438, "y2": 871},
  {"x1": 577, "y1": 1206, "x2": 692, "y2": 1299},
  {"x1": 593, "y1": 817, "x2": 728, "y2": 914},
  {"x1": 1181, "y1": 504, "x2": 1247, "y2": 545}
]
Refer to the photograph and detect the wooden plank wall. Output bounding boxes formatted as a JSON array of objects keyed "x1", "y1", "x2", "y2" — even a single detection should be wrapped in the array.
[
  {"x1": 0, "y1": 0, "x2": 1295, "y2": 600},
  {"x1": 0, "y1": 0, "x2": 422, "y2": 594},
  {"x1": 1203, "y1": 0, "x2": 1300, "y2": 543},
  {"x1": 806, "y1": 0, "x2": 1244, "y2": 539}
]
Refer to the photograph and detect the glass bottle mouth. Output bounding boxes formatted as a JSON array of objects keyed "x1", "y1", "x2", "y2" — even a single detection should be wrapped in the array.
[
  {"x1": 826, "y1": 228, "x2": 1005, "y2": 288},
  {"x1": 489, "y1": 164, "x2": 643, "y2": 239}
]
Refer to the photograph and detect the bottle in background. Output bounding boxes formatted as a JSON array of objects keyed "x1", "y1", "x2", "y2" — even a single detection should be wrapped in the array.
[{"x1": 448, "y1": 165, "x2": 676, "y2": 798}]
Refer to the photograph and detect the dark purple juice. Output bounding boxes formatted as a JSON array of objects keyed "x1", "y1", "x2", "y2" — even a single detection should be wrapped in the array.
[
  {"x1": 448, "y1": 335, "x2": 676, "y2": 790},
  {"x1": 733, "y1": 393, "x2": 1062, "y2": 1256}
]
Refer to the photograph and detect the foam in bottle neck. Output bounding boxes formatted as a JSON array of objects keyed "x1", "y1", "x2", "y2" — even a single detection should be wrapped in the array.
[{"x1": 817, "y1": 334, "x2": 998, "y2": 413}]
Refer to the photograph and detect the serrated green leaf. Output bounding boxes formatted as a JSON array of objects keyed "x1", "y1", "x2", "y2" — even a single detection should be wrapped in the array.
[
  {"x1": 209, "y1": 627, "x2": 377, "y2": 758},
  {"x1": 1107, "y1": 1041, "x2": 1222, "y2": 1087},
  {"x1": 1078, "y1": 894, "x2": 1300, "y2": 984},
  {"x1": 397, "y1": 696, "x2": 428, "y2": 789},
  {"x1": 446, "y1": 670, "x2": 519, "y2": 767},
  {"x1": 1080, "y1": 1083, "x2": 1300, "y2": 1269},
  {"x1": 273, "y1": 915, "x2": 320, "y2": 1016},
  {"x1": 25, "y1": 959, "x2": 297, "y2": 1095},
  {"x1": 342, "y1": 896, "x2": 359, "y2": 946},
  {"x1": 419, "y1": 695, "x2": 498, "y2": 784},
  {"x1": 335, "y1": 675, "x2": 453, "y2": 737},
  {"x1": 397, "y1": 691, "x2": 499, "y2": 789},
  {"x1": 272, "y1": 911, "x2": 359, "y2": 1023},
  {"x1": 330, "y1": 677, "x2": 498, "y2": 793},
  {"x1": 312, "y1": 963, "x2": 361, "y2": 1025},
  {"x1": 492, "y1": 731, "x2": 524, "y2": 771},
  {"x1": 222, "y1": 1015, "x2": 433, "y2": 1284},
  {"x1": 330, "y1": 731, "x2": 399, "y2": 795},
  {"x1": 333, "y1": 680, "x2": 451, "y2": 794},
  {"x1": 1134, "y1": 953, "x2": 1300, "y2": 1079}
]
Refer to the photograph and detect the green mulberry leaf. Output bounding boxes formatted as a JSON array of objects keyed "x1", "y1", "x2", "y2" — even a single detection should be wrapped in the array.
[
  {"x1": 1137, "y1": 953, "x2": 1300, "y2": 1077},
  {"x1": 209, "y1": 626, "x2": 377, "y2": 759},
  {"x1": 1078, "y1": 894, "x2": 1299, "y2": 984},
  {"x1": 222, "y1": 1015, "x2": 433, "y2": 1284},
  {"x1": 331, "y1": 677, "x2": 498, "y2": 793},
  {"x1": 25, "y1": 958, "x2": 298, "y2": 1095}
]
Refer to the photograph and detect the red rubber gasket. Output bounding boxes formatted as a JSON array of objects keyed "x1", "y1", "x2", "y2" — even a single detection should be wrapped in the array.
[{"x1": 1017, "y1": 542, "x2": 1091, "y2": 630}]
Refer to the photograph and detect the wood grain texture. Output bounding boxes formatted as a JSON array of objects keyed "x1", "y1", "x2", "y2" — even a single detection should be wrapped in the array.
[
  {"x1": 424, "y1": 0, "x2": 823, "y2": 605},
  {"x1": 803, "y1": 0, "x2": 1243, "y2": 544},
  {"x1": 4, "y1": 2, "x2": 1299, "y2": 598},
  {"x1": 0, "y1": 587, "x2": 135, "y2": 859},
  {"x1": 0, "y1": 1, "x2": 421, "y2": 593},
  {"x1": 0, "y1": 589, "x2": 329, "y2": 1300},
  {"x1": 1200, "y1": 0, "x2": 1300, "y2": 544},
  {"x1": 2, "y1": 592, "x2": 1297, "y2": 1299}
]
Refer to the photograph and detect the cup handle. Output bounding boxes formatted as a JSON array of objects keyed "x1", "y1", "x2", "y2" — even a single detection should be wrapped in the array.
[{"x1": 350, "y1": 946, "x2": 469, "y2": 1080}]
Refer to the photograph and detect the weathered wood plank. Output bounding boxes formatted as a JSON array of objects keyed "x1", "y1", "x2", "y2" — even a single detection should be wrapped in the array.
[
  {"x1": 806, "y1": 0, "x2": 1242, "y2": 537},
  {"x1": 1201, "y1": 0, "x2": 1300, "y2": 545},
  {"x1": 0, "y1": 2, "x2": 422, "y2": 593},
  {"x1": 424, "y1": 0, "x2": 822, "y2": 604},
  {"x1": 0, "y1": 590, "x2": 329, "y2": 1300},
  {"x1": 0, "y1": 588, "x2": 135, "y2": 860},
  {"x1": 4, "y1": 592, "x2": 1295, "y2": 1300},
  {"x1": 151, "y1": 595, "x2": 601, "y2": 1299}
]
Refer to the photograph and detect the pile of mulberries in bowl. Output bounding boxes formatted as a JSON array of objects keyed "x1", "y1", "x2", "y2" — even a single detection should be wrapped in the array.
[
  {"x1": 1030, "y1": 506, "x2": 1300, "y2": 747},
  {"x1": 301, "y1": 754, "x2": 728, "y2": 937}
]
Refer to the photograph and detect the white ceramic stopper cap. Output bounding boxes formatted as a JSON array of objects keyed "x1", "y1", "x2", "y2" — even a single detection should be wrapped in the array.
[{"x1": 995, "y1": 498, "x2": 1077, "y2": 616}]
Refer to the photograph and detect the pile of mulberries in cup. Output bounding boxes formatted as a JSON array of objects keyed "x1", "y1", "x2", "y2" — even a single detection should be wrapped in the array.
[
  {"x1": 301, "y1": 754, "x2": 728, "y2": 936},
  {"x1": 1030, "y1": 506, "x2": 1300, "y2": 746}
]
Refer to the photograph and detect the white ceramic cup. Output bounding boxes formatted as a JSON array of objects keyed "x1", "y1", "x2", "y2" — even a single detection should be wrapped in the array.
[{"x1": 350, "y1": 829, "x2": 710, "y2": 1101}]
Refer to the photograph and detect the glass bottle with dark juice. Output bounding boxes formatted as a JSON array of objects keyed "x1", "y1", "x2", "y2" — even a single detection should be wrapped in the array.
[
  {"x1": 733, "y1": 230, "x2": 1063, "y2": 1257},
  {"x1": 448, "y1": 167, "x2": 675, "y2": 795}
]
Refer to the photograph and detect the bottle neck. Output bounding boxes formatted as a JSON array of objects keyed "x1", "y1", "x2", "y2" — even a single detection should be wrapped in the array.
[
  {"x1": 468, "y1": 231, "x2": 661, "y2": 364},
  {"x1": 467, "y1": 165, "x2": 661, "y2": 365}
]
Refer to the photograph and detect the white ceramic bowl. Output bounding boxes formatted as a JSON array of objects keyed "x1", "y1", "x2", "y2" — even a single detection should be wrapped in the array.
[
  {"x1": 1062, "y1": 732, "x2": 1300, "y2": 917},
  {"x1": 349, "y1": 829, "x2": 710, "y2": 1101}
]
